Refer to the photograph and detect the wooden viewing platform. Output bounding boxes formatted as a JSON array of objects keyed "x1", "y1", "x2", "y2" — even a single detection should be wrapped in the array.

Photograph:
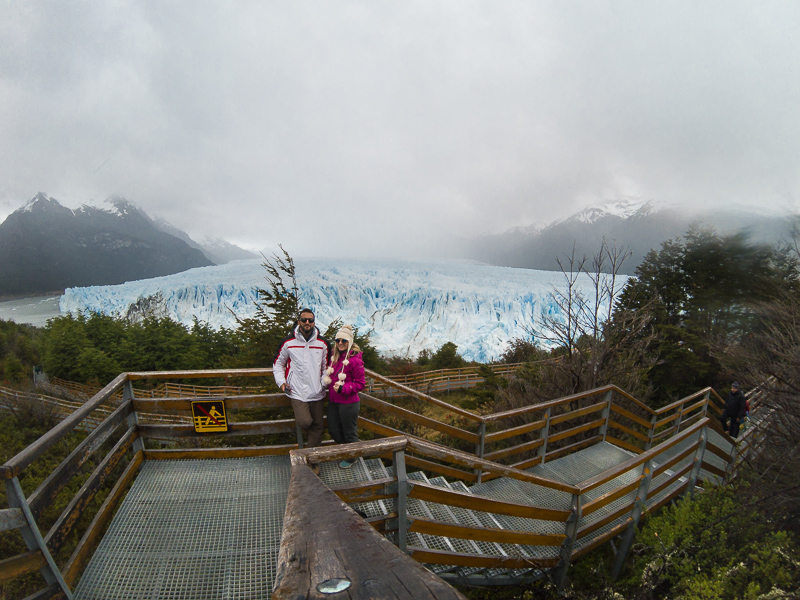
[{"x1": 1, "y1": 367, "x2": 762, "y2": 599}]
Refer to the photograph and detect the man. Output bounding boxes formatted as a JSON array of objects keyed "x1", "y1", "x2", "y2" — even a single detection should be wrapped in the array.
[
  {"x1": 274, "y1": 308, "x2": 330, "y2": 450},
  {"x1": 720, "y1": 381, "x2": 747, "y2": 438}
]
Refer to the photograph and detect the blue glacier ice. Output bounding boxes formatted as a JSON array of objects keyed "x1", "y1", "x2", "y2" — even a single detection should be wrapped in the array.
[{"x1": 60, "y1": 258, "x2": 625, "y2": 362}]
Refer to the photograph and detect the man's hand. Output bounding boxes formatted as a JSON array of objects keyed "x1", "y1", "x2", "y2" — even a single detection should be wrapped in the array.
[{"x1": 281, "y1": 383, "x2": 291, "y2": 394}]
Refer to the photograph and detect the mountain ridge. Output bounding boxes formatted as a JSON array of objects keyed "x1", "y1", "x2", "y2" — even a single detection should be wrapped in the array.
[{"x1": 0, "y1": 193, "x2": 252, "y2": 297}]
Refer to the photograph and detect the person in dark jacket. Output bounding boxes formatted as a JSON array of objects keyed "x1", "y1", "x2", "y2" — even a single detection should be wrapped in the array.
[{"x1": 720, "y1": 382, "x2": 747, "y2": 438}]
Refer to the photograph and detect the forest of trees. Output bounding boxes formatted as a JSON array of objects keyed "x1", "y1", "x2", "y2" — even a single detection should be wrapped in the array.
[{"x1": 2, "y1": 230, "x2": 800, "y2": 599}]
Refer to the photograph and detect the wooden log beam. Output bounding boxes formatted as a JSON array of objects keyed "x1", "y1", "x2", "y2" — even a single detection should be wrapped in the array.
[{"x1": 272, "y1": 462, "x2": 467, "y2": 600}]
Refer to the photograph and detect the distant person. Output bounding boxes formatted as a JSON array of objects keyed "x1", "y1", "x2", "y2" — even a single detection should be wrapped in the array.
[
  {"x1": 274, "y1": 308, "x2": 330, "y2": 457},
  {"x1": 323, "y1": 324, "x2": 365, "y2": 469},
  {"x1": 720, "y1": 381, "x2": 747, "y2": 438}
]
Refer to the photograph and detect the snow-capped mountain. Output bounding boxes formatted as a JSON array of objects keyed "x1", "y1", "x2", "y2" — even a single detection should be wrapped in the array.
[
  {"x1": 463, "y1": 198, "x2": 793, "y2": 275},
  {"x1": 60, "y1": 258, "x2": 617, "y2": 362},
  {"x1": 0, "y1": 193, "x2": 213, "y2": 296}
]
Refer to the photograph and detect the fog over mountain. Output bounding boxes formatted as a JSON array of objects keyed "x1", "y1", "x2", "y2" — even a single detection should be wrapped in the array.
[{"x1": 458, "y1": 199, "x2": 796, "y2": 275}]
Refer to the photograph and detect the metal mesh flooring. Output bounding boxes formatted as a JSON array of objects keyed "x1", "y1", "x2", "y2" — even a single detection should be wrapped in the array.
[
  {"x1": 70, "y1": 437, "x2": 722, "y2": 596},
  {"x1": 73, "y1": 456, "x2": 291, "y2": 600}
]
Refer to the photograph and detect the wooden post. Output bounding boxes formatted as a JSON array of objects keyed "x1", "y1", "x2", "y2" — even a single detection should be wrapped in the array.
[
  {"x1": 393, "y1": 449, "x2": 408, "y2": 553},
  {"x1": 612, "y1": 458, "x2": 654, "y2": 579},
  {"x1": 554, "y1": 491, "x2": 581, "y2": 587},
  {"x1": 474, "y1": 422, "x2": 486, "y2": 484},
  {"x1": 688, "y1": 424, "x2": 708, "y2": 496},
  {"x1": 124, "y1": 379, "x2": 144, "y2": 454},
  {"x1": 645, "y1": 413, "x2": 658, "y2": 451},
  {"x1": 5, "y1": 478, "x2": 74, "y2": 599},
  {"x1": 672, "y1": 402, "x2": 685, "y2": 437},
  {"x1": 599, "y1": 391, "x2": 613, "y2": 442},
  {"x1": 701, "y1": 390, "x2": 710, "y2": 417},
  {"x1": 538, "y1": 407, "x2": 552, "y2": 464}
]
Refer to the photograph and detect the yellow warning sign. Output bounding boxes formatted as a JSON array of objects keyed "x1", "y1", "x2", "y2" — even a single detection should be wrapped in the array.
[{"x1": 191, "y1": 400, "x2": 228, "y2": 433}]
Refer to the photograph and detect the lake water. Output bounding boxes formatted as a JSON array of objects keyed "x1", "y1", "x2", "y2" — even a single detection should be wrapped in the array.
[{"x1": 0, "y1": 295, "x2": 62, "y2": 327}]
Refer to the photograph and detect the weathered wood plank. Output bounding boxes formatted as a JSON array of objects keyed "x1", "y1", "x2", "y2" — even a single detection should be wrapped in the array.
[
  {"x1": 137, "y1": 419, "x2": 295, "y2": 439},
  {"x1": 406, "y1": 547, "x2": 559, "y2": 570},
  {"x1": 483, "y1": 418, "x2": 546, "y2": 444},
  {"x1": 408, "y1": 516, "x2": 567, "y2": 546},
  {"x1": 363, "y1": 370, "x2": 480, "y2": 421},
  {"x1": 700, "y1": 461, "x2": 726, "y2": 478},
  {"x1": 541, "y1": 435, "x2": 603, "y2": 463},
  {"x1": 272, "y1": 461, "x2": 467, "y2": 600},
  {"x1": 403, "y1": 454, "x2": 477, "y2": 484},
  {"x1": 605, "y1": 435, "x2": 644, "y2": 454},
  {"x1": 607, "y1": 419, "x2": 650, "y2": 442},
  {"x1": 579, "y1": 419, "x2": 707, "y2": 493},
  {"x1": 549, "y1": 401, "x2": 605, "y2": 426},
  {"x1": 64, "y1": 450, "x2": 144, "y2": 587},
  {"x1": 45, "y1": 427, "x2": 136, "y2": 554},
  {"x1": 0, "y1": 508, "x2": 26, "y2": 532},
  {"x1": 582, "y1": 475, "x2": 643, "y2": 516},
  {"x1": 405, "y1": 437, "x2": 578, "y2": 493},
  {"x1": 408, "y1": 481, "x2": 571, "y2": 522},
  {"x1": 609, "y1": 404, "x2": 652, "y2": 429},
  {"x1": 573, "y1": 518, "x2": 633, "y2": 559},
  {"x1": 649, "y1": 462, "x2": 694, "y2": 499},
  {"x1": 145, "y1": 444, "x2": 297, "y2": 460},
  {"x1": 483, "y1": 437, "x2": 544, "y2": 462},
  {"x1": 652, "y1": 442, "x2": 698, "y2": 478},
  {"x1": 0, "y1": 550, "x2": 46, "y2": 583},
  {"x1": 132, "y1": 393, "x2": 290, "y2": 413},
  {"x1": 360, "y1": 393, "x2": 479, "y2": 443},
  {"x1": 29, "y1": 402, "x2": 132, "y2": 518},
  {"x1": 548, "y1": 418, "x2": 605, "y2": 444},
  {"x1": 3, "y1": 373, "x2": 127, "y2": 478},
  {"x1": 578, "y1": 503, "x2": 634, "y2": 539},
  {"x1": 330, "y1": 478, "x2": 397, "y2": 504},
  {"x1": 126, "y1": 368, "x2": 273, "y2": 380}
]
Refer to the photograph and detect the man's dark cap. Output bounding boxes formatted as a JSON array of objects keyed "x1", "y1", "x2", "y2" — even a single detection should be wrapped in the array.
[{"x1": 732, "y1": 382, "x2": 740, "y2": 388}]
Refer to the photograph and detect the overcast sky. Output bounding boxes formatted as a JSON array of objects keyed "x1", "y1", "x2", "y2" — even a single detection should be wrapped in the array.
[{"x1": 1, "y1": 1, "x2": 799, "y2": 258}]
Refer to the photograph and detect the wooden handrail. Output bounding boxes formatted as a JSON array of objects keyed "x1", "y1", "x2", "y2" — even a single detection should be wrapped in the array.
[
  {"x1": 364, "y1": 370, "x2": 482, "y2": 421},
  {"x1": 2, "y1": 373, "x2": 127, "y2": 478},
  {"x1": 578, "y1": 418, "x2": 708, "y2": 493}
]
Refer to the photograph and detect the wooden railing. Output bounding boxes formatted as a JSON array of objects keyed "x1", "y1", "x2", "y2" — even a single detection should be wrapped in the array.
[
  {"x1": 1, "y1": 366, "x2": 738, "y2": 598},
  {"x1": 284, "y1": 415, "x2": 717, "y2": 589}
]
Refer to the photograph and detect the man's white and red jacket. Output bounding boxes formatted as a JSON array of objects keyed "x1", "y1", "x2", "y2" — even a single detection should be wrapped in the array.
[{"x1": 273, "y1": 325, "x2": 331, "y2": 402}]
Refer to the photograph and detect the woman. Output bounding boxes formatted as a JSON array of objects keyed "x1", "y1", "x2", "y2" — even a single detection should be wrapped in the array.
[{"x1": 323, "y1": 324, "x2": 365, "y2": 468}]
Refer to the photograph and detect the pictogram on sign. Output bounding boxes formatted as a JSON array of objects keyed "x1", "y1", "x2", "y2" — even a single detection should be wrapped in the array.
[{"x1": 191, "y1": 400, "x2": 228, "y2": 433}]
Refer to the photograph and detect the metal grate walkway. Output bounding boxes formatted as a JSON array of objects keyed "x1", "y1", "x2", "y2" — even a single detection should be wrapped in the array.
[
  {"x1": 74, "y1": 456, "x2": 292, "y2": 600},
  {"x1": 73, "y1": 435, "x2": 730, "y2": 598}
]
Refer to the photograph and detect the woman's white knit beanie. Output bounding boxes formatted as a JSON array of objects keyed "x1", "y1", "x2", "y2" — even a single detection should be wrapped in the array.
[{"x1": 323, "y1": 324, "x2": 354, "y2": 386}]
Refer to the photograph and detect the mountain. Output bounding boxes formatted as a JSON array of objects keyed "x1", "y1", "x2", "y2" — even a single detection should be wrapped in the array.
[
  {"x1": 153, "y1": 217, "x2": 257, "y2": 264},
  {"x1": 0, "y1": 193, "x2": 214, "y2": 296},
  {"x1": 462, "y1": 199, "x2": 795, "y2": 275},
  {"x1": 60, "y1": 258, "x2": 614, "y2": 362}
]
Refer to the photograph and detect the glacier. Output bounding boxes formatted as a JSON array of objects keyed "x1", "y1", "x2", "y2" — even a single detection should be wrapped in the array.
[{"x1": 60, "y1": 258, "x2": 625, "y2": 362}]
